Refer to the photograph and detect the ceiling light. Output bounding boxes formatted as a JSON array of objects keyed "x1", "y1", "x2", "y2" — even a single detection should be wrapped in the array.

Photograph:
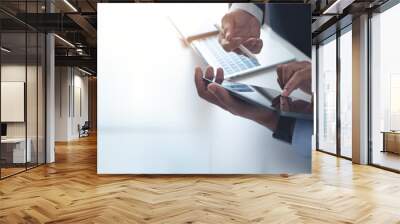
[
  {"x1": 76, "y1": 48, "x2": 86, "y2": 56},
  {"x1": 1, "y1": 47, "x2": 11, "y2": 53},
  {"x1": 323, "y1": 0, "x2": 355, "y2": 15},
  {"x1": 78, "y1": 67, "x2": 93, "y2": 76},
  {"x1": 63, "y1": 0, "x2": 78, "y2": 12},
  {"x1": 54, "y1": 34, "x2": 75, "y2": 48}
]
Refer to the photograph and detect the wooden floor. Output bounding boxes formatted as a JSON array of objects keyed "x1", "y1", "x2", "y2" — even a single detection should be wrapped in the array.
[
  {"x1": 1, "y1": 167, "x2": 26, "y2": 178},
  {"x1": 1, "y1": 135, "x2": 400, "y2": 224}
]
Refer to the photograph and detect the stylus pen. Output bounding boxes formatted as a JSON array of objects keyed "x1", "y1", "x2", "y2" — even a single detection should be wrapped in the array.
[{"x1": 214, "y1": 24, "x2": 259, "y2": 62}]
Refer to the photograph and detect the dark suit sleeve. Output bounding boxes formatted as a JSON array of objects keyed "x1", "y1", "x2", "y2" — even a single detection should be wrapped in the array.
[
  {"x1": 264, "y1": 4, "x2": 312, "y2": 57},
  {"x1": 254, "y1": 4, "x2": 266, "y2": 22}
]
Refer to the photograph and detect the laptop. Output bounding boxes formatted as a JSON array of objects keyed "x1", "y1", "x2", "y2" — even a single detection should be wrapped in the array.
[{"x1": 170, "y1": 17, "x2": 296, "y2": 79}]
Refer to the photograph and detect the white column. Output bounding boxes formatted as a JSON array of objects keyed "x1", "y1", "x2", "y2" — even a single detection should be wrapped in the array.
[
  {"x1": 46, "y1": 33, "x2": 55, "y2": 163},
  {"x1": 352, "y1": 14, "x2": 369, "y2": 164},
  {"x1": 45, "y1": 1, "x2": 56, "y2": 163}
]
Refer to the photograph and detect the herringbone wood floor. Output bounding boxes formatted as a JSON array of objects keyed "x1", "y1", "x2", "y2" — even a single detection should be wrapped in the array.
[{"x1": 1, "y1": 134, "x2": 400, "y2": 224}]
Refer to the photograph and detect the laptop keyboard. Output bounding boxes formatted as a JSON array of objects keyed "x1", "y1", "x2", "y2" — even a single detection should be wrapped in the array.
[{"x1": 199, "y1": 36, "x2": 260, "y2": 75}]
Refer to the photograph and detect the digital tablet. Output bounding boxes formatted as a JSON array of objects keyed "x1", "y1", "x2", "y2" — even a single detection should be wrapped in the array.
[{"x1": 203, "y1": 77, "x2": 313, "y2": 120}]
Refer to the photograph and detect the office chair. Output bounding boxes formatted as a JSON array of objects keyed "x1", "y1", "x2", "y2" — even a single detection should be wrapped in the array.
[{"x1": 79, "y1": 121, "x2": 90, "y2": 138}]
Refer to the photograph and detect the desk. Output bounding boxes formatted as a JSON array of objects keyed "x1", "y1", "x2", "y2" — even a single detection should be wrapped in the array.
[
  {"x1": 382, "y1": 131, "x2": 400, "y2": 154},
  {"x1": 1, "y1": 138, "x2": 32, "y2": 164},
  {"x1": 98, "y1": 4, "x2": 312, "y2": 174}
]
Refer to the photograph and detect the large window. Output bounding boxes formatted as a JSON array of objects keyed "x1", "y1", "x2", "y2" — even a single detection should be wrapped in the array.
[
  {"x1": 370, "y1": 3, "x2": 400, "y2": 171},
  {"x1": 317, "y1": 26, "x2": 353, "y2": 159},
  {"x1": 317, "y1": 37, "x2": 337, "y2": 154},
  {"x1": 339, "y1": 29, "x2": 352, "y2": 158}
]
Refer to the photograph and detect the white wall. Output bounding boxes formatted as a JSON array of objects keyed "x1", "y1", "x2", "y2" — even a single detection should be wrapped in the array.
[
  {"x1": 1, "y1": 65, "x2": 40, "y2": 138},
  {"x1": 55, "y1": 67, "x2": 89, "y2": 141},
  {"x1": 55, "y1": 67, "x2": 69, "y2": 141}
]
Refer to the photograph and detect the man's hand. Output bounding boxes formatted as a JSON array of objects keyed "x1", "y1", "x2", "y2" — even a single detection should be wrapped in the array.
[
  {"x1": 195, "y1": 66, "x2": 278, "y2": 131},
  {"x1": 276, "y1": 61, "x2": 312, "y2": 97},
  {"x1": 219, "y1": 10, "x2": 263, "y2": 54}
]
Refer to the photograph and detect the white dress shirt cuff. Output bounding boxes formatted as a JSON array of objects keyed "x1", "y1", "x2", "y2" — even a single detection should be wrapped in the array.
[{"x1": 230, "y1": 3, "x2": 263, "y2": 25}]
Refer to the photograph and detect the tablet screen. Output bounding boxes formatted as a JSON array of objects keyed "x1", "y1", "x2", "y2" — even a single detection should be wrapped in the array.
[{"x1": 222, "y1": 80, "x2": 313, "y2": 120}]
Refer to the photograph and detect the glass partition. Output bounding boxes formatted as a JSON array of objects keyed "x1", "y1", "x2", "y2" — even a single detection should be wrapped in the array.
[
  {"x1": 27, "y1": 31, "x2": 38, "y2": 169},
  {"x1": 0, "y1": 1, "x2": 46, "y2": 179},
  {"x1": 0, "y1": 31, "x2": 28, "y2": 177},
  {"x1": 27, "y1": 0, "x2": 38, "y2": 170},
  {"x1": 38, "y1": 32, "x2": 45, "y2": 165}
]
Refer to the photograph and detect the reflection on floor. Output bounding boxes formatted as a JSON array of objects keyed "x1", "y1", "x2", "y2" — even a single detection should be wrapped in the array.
[
  {"x1": 341, "y1": 147, "x2": 352, "y2": 158},
  {"x1": 317, "y1": 147, "x2": 352, "y2": 159},
  {"x1": 373, "y1": 150, "x2": 400, "y2": 171},
  {"x1": 0, "y1": 167, "x2": 25, "y2": 178},
  {"x1": 0, "y1": 162, "x2": 42, "y2": 178}
]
